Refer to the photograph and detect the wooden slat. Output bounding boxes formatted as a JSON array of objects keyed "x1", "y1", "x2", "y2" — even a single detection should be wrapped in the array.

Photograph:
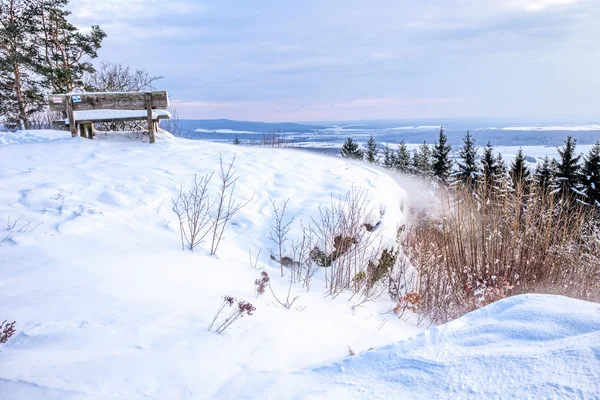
[
  {"x1": 48, "y1": 95, "x2": 68, "y2": 112},
  {"x1": 66, "y1": 114, "x2": 170, "y2": 125},
  {"x1": 72, "y1": 91, "x2": 168, "y2": 111},
  {"x1": 48, "y1": 91, "x2": 168, "y2": 112}
]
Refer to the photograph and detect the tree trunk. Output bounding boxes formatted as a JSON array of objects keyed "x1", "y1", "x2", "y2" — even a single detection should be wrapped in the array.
[{"x1": 12, "y1": 60, "x2": 30, "y2": 130}]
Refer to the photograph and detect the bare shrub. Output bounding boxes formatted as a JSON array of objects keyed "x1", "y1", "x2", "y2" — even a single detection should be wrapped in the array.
[
  {"x1": 261, "y1": 131, "x2": 290, "y2": 147},
  {"x1": 268, "y1": 198, "x2": 295, "y2": 276},
  {"x1": 208, "y1": 295, "x2": 256, "y2": 334},
  {"x1": 308, "y1": 187, "x2": 388, "y2": 297},
  {"x1": 172, "y1": 174, "x2": 214, "y2": 251},
  {"x1": 210, "y1": 155, "x2": 252, "y2": 255},
  {"x1": 0, "y1": 320, "x2": 16, "y2": 344},
  {"x1": 268, "y1": 276, "x2": 300, "y2": 310},
  {"x1": 85, "y1": 61, "x2": 164, "y2": 92},
  {"x1": 404, "y1": 180, "x2": 600, "y2": 324}
]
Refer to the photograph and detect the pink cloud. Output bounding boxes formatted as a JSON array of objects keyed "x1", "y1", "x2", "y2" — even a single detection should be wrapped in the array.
[{"x1": 172, "y1": 97, "x2": 474, "y2": 122}]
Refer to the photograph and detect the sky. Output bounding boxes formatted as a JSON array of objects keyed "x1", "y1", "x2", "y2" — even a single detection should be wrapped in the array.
[{"x1": 69, "y1": 0, "x2": 600, "y2": 122}]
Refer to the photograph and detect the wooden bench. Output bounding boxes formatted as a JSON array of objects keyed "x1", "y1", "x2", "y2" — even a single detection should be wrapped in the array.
[{"x1": 48, "y1": 91, "x2": 170, "y2": 144}]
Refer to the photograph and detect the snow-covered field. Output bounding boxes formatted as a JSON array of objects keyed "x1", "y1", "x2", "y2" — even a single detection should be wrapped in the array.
[{"x1": 1, "y1": 130, "x2": 599, "y2": 399}]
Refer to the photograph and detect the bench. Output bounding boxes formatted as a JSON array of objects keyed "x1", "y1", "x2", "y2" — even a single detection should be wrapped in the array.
[{"x1": 48, "y1": 91, "x2": 170, "y2": 144}]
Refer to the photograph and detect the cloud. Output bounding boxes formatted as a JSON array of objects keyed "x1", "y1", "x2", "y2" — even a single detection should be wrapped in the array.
[{"x1": 68, "y1": 0, "x2": 600, "y2": 121}]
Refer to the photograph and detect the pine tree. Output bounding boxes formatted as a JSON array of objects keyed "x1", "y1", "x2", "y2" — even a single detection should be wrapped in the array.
[
  {"x1": 382, "y1": 144, "x2": 396, "y2": 168},
  {"x1": 481, "y1": 141, "x2": 497, "y2": 187},
  {"x1": 395, "y1": 141, "x2": 411, "y2": 173},
  {"x1": 496, "y1": 152, "x2": 508, "y2": 177},
  {"x1": 233, "y1": 136, "x2": 241, "y2": 145},
  {"x1": 556, "y1": 136, "x2": 583, "y2": 197},
  {"x1": 414, "y1": 141, "x2": 432, "y2": 177},
  {"x1": 341, "y1": 137, "x2": 364, "y2": 159},
  {"x1": 364, "y1": 135, "x2": 377, "y2": 163},
  {"x1": 534, "y1": 156, "x2": 556, "y2": 192},
  {"x1": 432, "y1": 126, "x2": 452, "y2": 183},
  {"x1": 0, "y1": 0, "x2": 44, "y2": 129},
  {"x1": 510, "y1": 148, "x2": 531, "y2": 186},
  {"x1": 455, "y1": 131, "x2": 479, "y2": 186},
  {"x1": 582, "y1": 142, "x2": 600, "y2": 206},
  {"x1": 33, "y1": 0, "x2": 106, "y2": 93}
]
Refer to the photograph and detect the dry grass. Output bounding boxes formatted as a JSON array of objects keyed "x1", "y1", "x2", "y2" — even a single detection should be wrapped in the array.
[{"x1": 403, "y1": 180, "x2": 600, "y2": 324}]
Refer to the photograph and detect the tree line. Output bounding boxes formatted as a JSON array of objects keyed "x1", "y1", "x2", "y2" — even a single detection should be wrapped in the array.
[{"x1": 341, "y1": 129, "x2": 600, "y2": 207}]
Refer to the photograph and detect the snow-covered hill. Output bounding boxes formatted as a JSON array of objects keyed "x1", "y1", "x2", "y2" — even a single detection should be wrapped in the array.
[{"x1": 1, "y1": 130, "x2": 599, "y2": 399}]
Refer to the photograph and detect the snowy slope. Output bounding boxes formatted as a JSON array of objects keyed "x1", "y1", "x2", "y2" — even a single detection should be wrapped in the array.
[
  {"x1": 1, "y1": 131, "x2": 599, "y2": 399},
  {"x1": 218, "y1": 294, "x2": 600, "y2": 400},
  {"x1": 0, "y1": 130, "x2": 416, "y2": 399}
]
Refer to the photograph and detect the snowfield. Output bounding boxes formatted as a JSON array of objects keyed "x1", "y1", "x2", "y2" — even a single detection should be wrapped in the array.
[{"x1": 1, "y1": 130, "x2": 599, "y2": 399}]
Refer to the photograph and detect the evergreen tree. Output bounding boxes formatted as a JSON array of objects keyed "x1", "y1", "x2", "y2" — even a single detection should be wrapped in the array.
[
  {"x1": 481, "y1": 141, "x2": 497, "y2": 187},
  {"x1": 582, "y1": 142, "x2": 600, "y2": 206},
  {"x1": 510, "y1": 148, "x2": 531, "y2": 186},
  {"x1": 233, "y1": 135, "x2": 241, "y2": 145},
  {"x1": 534, "y1": 155, "x2": 556, "y2": 192},
  {"x1": 496, "y1": 152, "x2": 508, "y2": 177},
  {"x1": 0, "y1": 0, "x2": 44, "y2": 129},
  {"x1": 34, "y1": 0, "x2": 106, "y2": 93},
  {"x1": 341, "y1": 137, "x2": 364, "y2": 159},
  {"x1": 432, "y1": 126, "x2": 452, "y2": 183},
  {"x1": 395, "y1": 141, "x2": 411, "y2": 173},
  {"x1": 455, "y1": 131, "x2": 479, "y2": 186},
  {"x1": 556, "y1": 136, "x2": 583, "y2": 197},
  {"x1": 382, "y1": 144, "x2": 396, "y2": 168},
  {"x1": 364, "y1": 135, "x2": 377, "y2": 163},
  {"x1": 414, "y1": 140, "x2": 432, "y2": 176}
]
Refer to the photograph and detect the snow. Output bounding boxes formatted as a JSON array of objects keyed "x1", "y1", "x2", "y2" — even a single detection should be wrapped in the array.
[
  {"x1": 218, "y1": 294, "x2": 600, "y2": 399},
  {"x1": 1, "y1": 130, "x2": 599, "y2": 399},
  {"x1": 65, "y1": 109, "x2": 171, "y2": 123}
]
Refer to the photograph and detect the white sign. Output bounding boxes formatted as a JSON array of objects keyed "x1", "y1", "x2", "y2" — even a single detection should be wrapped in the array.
[
  {"x1": 72, "y1": 96, "x2": 81, "y2": 103},
  {"x1": 52, "y1": 97, "x2": 62, "y2": 104}
]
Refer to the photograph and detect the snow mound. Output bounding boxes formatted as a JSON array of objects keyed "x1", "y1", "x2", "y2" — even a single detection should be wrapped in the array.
[
  {"x1": 217, "y1": 294, "x2": 600, "y2": 399},
  {"x1": 0, "y1": 129, "x2": 71, "y2": 145}
]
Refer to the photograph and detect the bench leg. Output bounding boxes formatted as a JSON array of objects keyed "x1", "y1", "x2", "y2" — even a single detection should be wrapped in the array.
[
  {"x1": 79, "y1": 124, "x2": 87, "y2": 139},
  {"x1": 85, "y1": 124, "x2": 94, "y2": 140}
]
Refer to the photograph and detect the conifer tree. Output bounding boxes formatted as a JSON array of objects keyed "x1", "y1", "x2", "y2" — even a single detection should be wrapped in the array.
[
  {"x1": 510, "y1": 148, "x2": 531, "y2": 186},
  {"x1": 582, "y1": 142, "x2": 600, "y2": 206},
  {"x1": 382, "y1": 144, "x2": 395, "y2": 168},
  {"x1": 556, "y1": 136, "x2": 583, "y2": 197},
  {"x1": 481, "y1": 141, "x2": 497, "y2": 187},
  {"x1": 496, "y1": 152, "x2": 508, "y2": 178},
  {"x1": 0, "y1": 0, "x2": 44, "y2": 129},
  {"x1": 395, "y1": 141, "x2": 411, "y2": 173},
  {"x1": 455, "y1": 131, "x2": 479, "y2": 186},
  {"x1": 534, "y1": 155, "x2": 556, "y2": 193},
  {"x1": 364, "y1": 135, "x2": 377, "y2": 163},
  {"x1": 414, "y1": 140, "x2": 432, "y2": 177},
  {"x1": 340, "y1": 137, "x2": 364, "y2": 159},
  {"x1": 432, "y1": 126, "x2": 452, "y2": 183},
  {"x1": 33, "y1": 0, "x2": 106, "y2": 93}
]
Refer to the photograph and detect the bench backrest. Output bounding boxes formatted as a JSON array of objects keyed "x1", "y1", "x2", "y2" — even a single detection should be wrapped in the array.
[{"x1": 48, "y1": 91, "x2": 169, "y2": 112}]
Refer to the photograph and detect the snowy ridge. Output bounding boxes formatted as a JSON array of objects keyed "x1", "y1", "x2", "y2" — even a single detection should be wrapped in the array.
[{"x1": 217, "y1": 294, "x2": 600, "y2": 399}]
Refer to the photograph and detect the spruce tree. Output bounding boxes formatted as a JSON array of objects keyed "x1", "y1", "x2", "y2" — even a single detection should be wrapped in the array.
[
  {"x1": 432, "y1": 126, "x2": 452, "y2": 183},
  {"x1": 341, "y1": 137, "x2": 364, "y2": 159},
  {"x1": 456, "y1": 131, "x2": 479, "y2": 186},
  {"x1": 0, "y1": 0, "x2": 44, "y2": 129},
  {"x1": 365, "y1": 135, "x2": 377, "y2": 163},
  {"x1": 415, "y1": 141, "x2": 432, "y2": 177},
  {"x1": 496, "y1": 152, "x2": 508, "y2": 177},
  {"x1": 395, "y1": 141, "x2": 411, "y2": 173},
  {"x1": 582, "y1": 142, "x2": 600, "y2": 206},
  {"x1": 534, "y1": 156, "x2": 556, "y2": 193},
  {"x1": 481, "y1": 141, "x2": 497, "y2": 187},
  {"x1": 382, "y1": 144, "x2": 396, "y2": 168},
  {"x1": 33, "y1": 0, "x2": 106, "y2": 93},
  {"x1": 556, "y1": 136, "x2": 583, "y2": 197},
  {"x1": 510, "y1": 148, "x2": 531, "y2": 186}
]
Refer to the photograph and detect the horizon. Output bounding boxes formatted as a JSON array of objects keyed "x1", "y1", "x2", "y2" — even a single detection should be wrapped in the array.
[{"x1": 69, "y1": 0, "x2": 600, "y2": 122}]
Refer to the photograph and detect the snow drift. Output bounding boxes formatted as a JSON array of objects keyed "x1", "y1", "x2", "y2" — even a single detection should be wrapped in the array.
[{"x1": 218, "y1": 294, "x2": 600, "y2": 399}]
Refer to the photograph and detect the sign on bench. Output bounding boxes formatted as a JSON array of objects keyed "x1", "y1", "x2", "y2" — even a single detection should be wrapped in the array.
[{"x1": 48, "y1": 91, "x2": 170, "y2": 144}]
